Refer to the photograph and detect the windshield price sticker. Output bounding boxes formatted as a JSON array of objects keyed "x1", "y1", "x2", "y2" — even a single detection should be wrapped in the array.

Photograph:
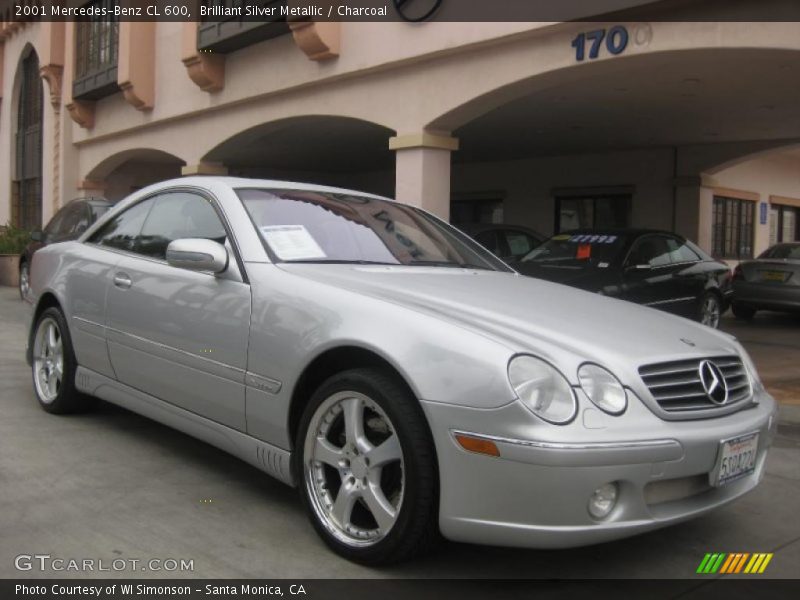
[{"x1": 260, "y1": 225, "x2": 327, "y2": 261}]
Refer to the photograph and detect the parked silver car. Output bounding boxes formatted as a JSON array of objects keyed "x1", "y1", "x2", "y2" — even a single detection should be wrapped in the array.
[
  {"x1": 732, "y1": 242, "x2": 800, "y2": 319},
  {"x1": 26, "y1": 178, "x2": 778, "y2": 564}
]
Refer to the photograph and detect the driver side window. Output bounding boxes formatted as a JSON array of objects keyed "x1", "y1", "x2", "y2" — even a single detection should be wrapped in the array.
[
  {"x1": 628, "y1": 235, "x2": 672, "y2": 267},
  {"x1": 136, "y1": 192, "x2": 227, "y2": 260}
]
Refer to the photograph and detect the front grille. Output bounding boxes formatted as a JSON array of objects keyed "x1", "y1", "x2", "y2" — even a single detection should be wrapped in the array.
[{"x1": 639, "y1": 356, "x2": 751, "y2": 413}]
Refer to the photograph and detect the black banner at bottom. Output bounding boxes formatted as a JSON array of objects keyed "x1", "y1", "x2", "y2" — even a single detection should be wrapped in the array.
[{"x1": 3, "y1": 579, "x2": 800, "y2": 600}]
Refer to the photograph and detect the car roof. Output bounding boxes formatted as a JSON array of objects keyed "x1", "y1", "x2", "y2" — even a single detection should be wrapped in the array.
[{"x1": 202, "y1": 177, "x2": 392, "y2": 202}]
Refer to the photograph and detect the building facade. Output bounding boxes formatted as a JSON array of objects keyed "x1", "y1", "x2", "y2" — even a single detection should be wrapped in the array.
[{"x1": 1, "y1": 1, "x2": 799, "y2": 262}]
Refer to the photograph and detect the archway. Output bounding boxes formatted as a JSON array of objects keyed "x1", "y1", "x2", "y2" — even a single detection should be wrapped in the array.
[
  {"x1": 202, "y1": 116, "x2": 395, "y2": 197},
  {"x1": 84, "y1": 148, "x2": 186, "y2": 203}
]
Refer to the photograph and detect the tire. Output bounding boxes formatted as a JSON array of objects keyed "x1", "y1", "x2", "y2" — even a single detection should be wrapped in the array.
[
  {"x1": 732, "y1": 303, "x2": 756, "y2": 321},
  {"x1": 30, "y1": 307, "x2": 94, "y2": 414},
  {"x1": 293, "y1": 368, "x2": 439, "y2": 565},
  {"x1": 698, "y1": 291, "x2": 722, "y2": 329},
  {"x1": 18, "y1": 260, "x2": 29, "y2": 301}
]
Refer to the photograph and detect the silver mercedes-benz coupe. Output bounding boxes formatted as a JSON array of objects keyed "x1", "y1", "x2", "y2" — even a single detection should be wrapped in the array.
[{"x1": 26, "y1": 177, "x2": 778, "y2": 564}]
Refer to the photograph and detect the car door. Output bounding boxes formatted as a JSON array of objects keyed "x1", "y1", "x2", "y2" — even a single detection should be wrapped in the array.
[
  {"x1": 663, "y1": 235, "x2": 708, "y2": 318},
  {"x1": 103, "y1": 190, "x2": 251, "y2": 431},
  {"x1": 620, "y1": 234, "x2": 687, "y2": 314}
]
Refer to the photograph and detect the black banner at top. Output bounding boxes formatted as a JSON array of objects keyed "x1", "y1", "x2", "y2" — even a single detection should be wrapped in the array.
[{"x1": 1, "y1": 0, "x2": 800, "y2": 23}]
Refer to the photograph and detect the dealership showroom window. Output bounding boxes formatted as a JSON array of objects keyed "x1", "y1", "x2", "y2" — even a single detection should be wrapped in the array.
[{"x1": 0, "y1": 0, "x2": 799, "y2": 597}]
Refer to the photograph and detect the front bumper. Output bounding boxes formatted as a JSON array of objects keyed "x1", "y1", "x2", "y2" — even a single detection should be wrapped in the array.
[{"x1": 422, "y1": 389, "x2": 778, "y2": 549}]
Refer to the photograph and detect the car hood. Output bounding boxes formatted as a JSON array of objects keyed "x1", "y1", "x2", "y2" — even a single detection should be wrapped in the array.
[
  {"x1": 277, "y1": 264, "x2": 740, "y2": 370},
  {"x1": 513, "y1": 262, "x2": 607, "y2": 290}
]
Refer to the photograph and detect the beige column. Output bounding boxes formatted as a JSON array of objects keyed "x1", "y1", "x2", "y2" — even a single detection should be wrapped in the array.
[
  {"x1": 181, "y1": 162, "x2": 228, "y2": 176},
  {"x1": 673, "y1": 175, "x2": 715, "y2": 252},
  {"x1": 77, "y1": 179, "x2": 107, "y2": 198},
  {"x1": 390, "y1": 132, "x2": 458, "y2": 221}
]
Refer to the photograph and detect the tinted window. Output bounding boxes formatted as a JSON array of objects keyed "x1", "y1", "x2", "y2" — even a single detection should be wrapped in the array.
[
  {"x1": 628, "y1": 235, "x2": 672, "y2": 267},
  {"x1": 504, "y1": 230, "x2": 537, "y2": 258},
  {"x1": 521, "y1": 233, "x2": 626, "y2": 267},
  {"x1": 761, "y1": 244, "x2": 800, "y2": 260},
  {"x1": 239, "y1": 189, "x2": 509, "y2": 271},
  {"x1": 666, "y1": 237, "x2": 701, "y2": 263},
  {"x1": 474, "y1": 230, "x2": 501, "y2": 255},
  {"x1": 58, "y1": 203, "x2": 92, "y2": 238},
  {"x1": 137, "y1": 193, "x2": 227, "y2": 260},
  {"x1": 43, "y1": 207, "x2": 67, "y2": 239},
  {"x1": 89, "y1": 198, "x2": 155, "y2": 253}
]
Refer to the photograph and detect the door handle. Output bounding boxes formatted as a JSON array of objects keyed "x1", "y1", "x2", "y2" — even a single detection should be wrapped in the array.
[{"x1": 113, "y1": 273, "x2": 132, "y2": 289}]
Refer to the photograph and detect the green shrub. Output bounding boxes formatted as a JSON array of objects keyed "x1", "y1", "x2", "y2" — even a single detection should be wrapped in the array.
[{"x1": 0, "y1": 223, "x2": 32, "y2": 255}]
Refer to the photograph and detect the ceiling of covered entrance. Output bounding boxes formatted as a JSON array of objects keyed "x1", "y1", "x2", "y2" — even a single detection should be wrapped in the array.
[{"x1": 453, "y1": 48, "x2": 800, "y2": 163}]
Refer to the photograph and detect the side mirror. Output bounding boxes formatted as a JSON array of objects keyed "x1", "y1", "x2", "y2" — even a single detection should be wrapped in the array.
[
  {"x1": 166, "y1": 238, "x2": 228, "y2": 274},
  {"x1": 30, "y1": 231, "x2": 42, "y2": 242}
]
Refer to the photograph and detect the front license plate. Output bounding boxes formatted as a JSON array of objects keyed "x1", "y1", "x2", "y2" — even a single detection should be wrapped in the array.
[
  {"x1": 761, "y1": 270, "x2": 787, "y2": 282},
  {"x1": 711, "y1": 432, "x2": 759, "y2": 487}
]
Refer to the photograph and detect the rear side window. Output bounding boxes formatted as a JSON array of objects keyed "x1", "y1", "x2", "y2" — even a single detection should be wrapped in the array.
[{"x1": 88, "y1": 199, "x2": 155, "y2": 253}]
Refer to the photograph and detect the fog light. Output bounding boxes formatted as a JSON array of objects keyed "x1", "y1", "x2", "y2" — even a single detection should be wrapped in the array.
[{"x1": 588, "y1": 483, "x2": 618, "y2": 519}]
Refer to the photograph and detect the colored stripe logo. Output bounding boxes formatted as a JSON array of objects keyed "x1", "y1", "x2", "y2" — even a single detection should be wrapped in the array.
[{"x1": 696, "y1": 552, "x2": 773, "y2": 574}]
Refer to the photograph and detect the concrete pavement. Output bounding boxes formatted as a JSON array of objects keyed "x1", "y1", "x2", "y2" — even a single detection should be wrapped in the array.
[{"x1": 1, "y1": 287, "x2": 798, "y2": 580}]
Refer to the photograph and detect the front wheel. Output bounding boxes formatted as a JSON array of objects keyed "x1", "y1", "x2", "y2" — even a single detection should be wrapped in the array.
[
  {"x1": 698, "y1": 292, "x2": 722, "y2": 329},
  {"x1": 31, "y1": 307, "x2": 93, "y2": 414},
  {"x1": 294, "y1": 368, "x2": 438, "y2": 565}
]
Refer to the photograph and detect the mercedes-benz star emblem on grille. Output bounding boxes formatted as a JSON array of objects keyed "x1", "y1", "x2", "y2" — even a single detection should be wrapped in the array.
[{"x1": 698, "y1": 360, "x2": 729, "y2": 405}]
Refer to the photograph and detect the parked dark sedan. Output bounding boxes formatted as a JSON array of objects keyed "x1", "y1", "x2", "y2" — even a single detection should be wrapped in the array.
[
  {"x1": 513, "y1": 229, "x2": 733, "y2": 328},
  {"x1": 458, "y1": 223, "x2": 545, "y2": 263},
  {"x1": 19, "y1": 197, "x2": 111, "y2": 299},
  {"x1": 731, "y1": 242, "x2": 800, "y2": 320}
]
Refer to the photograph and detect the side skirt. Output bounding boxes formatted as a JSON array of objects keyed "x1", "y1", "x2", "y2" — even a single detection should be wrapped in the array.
[{"x1": 75, "y1": 366, "x2": 295, "y2": 487}]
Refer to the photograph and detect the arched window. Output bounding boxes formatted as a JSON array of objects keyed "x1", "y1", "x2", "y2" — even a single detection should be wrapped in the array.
[{"x1": 14, "y1": 49, "x2": 43, "y2": 230}]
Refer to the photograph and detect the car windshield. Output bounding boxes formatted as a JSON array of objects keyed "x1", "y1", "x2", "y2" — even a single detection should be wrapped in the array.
[
  {"x1": 237, "y1": 188, "x2": 512, "y2": 271},
  {"x1": 760, "y1": 244, "x2": 800, "y2": 260},
  {"x1": 519, "y1": 233, "x2": 626, "y2": 268}
]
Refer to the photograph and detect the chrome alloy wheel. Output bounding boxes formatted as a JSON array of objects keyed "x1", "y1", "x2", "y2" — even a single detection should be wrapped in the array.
[
  {"x1": 19, "y1": 263, "x2": 30, "y2": 299},
  {"x1": 33, "y1": 317, "x2": 64, "y2": 403},
  {"x1": 303, "y1": 391, "x2": 405, "y2": 547},
  {"x1": 701, "y1": 294, "x2": 721, "y2": 329}
]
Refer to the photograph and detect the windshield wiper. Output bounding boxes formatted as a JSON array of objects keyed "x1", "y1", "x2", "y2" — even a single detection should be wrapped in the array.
[
  {"x1": 284, "y1": 259, "x2": 400, "y2": 265},
  {"x1": 408, "y1": 260, "x2": 493, "y2": 271}
]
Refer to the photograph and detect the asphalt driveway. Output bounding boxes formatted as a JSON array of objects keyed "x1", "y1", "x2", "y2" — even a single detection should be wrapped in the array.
[{"x1": 1, "y1": 287, "x2": 798, "y2": 580}]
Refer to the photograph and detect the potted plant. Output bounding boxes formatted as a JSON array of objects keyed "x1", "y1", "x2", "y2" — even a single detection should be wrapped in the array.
[{"x1": 0, "y1": 223, "x2": 32, "y2": 287}]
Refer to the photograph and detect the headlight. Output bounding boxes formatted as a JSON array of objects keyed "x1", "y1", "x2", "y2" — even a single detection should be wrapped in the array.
[
  {"x1": 578, "y1": 364, "x2": 627, "y2": 415},
  {"x1": 508, "y1": 355, "x2": 577, "y2": 424}
]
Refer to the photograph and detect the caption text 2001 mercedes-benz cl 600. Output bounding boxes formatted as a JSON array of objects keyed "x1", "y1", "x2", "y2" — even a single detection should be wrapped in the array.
[{"x1": 26, "y1": 178, "x2": 778, "y2": 564}]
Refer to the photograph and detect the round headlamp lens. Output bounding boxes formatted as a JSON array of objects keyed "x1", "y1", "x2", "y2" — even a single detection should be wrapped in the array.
[
  {"x1": 508, "y1": 356, "x2": 577, "y2": 424},
  {"x1": 578, "y1": 364, "x2": 627, "y2": 415}
]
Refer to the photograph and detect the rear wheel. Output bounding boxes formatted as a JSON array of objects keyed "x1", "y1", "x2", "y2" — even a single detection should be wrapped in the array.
[
  {"x1": 732, "y1": 303, "x2": 756, "y2": 321},
  {"x1": 699, "y1": 292, "x2": 722, "y2": 329},
  {"x1": 18, "y1": 261, "x2": 29, "y2": 300},
  {"x1": 294, "y1": 368, "x2": 438, "y2": 565},
  {"x1": 31, "y1": 307, "x2": 93, "y2": 414}
]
